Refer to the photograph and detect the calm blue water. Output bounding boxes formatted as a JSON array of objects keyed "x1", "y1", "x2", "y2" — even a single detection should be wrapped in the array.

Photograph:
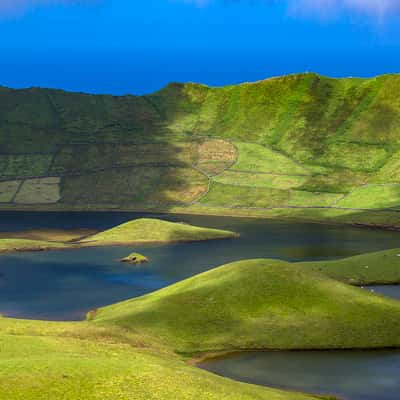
[
  {"x1": 200, "y1": 350, "x2": 400, "y2": 400},
  {"x1": 0, "y1": 211, "x2": 399, "y2": 320}
]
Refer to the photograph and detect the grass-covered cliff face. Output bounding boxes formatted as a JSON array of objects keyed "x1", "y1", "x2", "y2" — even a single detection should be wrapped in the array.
[{"x1": 1, "y1": 73, "x2": 400, "y2": 225}]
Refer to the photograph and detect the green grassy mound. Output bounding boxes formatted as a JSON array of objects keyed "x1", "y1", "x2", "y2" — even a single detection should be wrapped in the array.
[
  {"x1": 0, "y1": 219, "x2": 238, "y2": 254},
  {"x1": 299, "y1": 248, "x2": 400, "y2": 285},
  {"x1": 80, "y1": 218, "x2": 238, "y2": 245},
  {"x1": 120, "y1": 252, "x2": 149, "y2": 264},
  {"x1": 93, "y1": 259, "x2": 400, "y2": 354}
]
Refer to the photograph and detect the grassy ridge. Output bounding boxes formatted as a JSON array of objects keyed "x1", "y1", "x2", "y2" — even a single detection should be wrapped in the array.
[
  {"x1": 2, "y1": 73, "x2": 400, "y2": 224},
  {"x1": 93, "y1": 259, "x2": 400, "y2": 354}
]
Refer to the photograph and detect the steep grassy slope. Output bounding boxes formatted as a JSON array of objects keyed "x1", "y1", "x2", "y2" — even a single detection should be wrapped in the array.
[
  {"x1": 80, "y1": 218, "x2": 238, "y2": 245},
  {"x1": 93, "y1": 259, "x2": 400, "y2": 354},
  {"x1": 2, "y1": 73, "x2": 400, "y2": 225}
]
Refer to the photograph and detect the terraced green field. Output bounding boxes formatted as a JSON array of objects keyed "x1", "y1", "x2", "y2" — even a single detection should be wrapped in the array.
[{"x1": 2, "y1": 73, "x2": 400, "y2": 227}]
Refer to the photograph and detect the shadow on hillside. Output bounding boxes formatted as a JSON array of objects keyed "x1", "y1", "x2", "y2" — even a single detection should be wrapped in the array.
[{"x1": 0, "y1": 86, "x2": 207, "y2": 212}]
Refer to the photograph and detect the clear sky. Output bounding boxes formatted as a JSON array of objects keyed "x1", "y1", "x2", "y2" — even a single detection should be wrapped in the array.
[{"x1": 0, "y1": 0, "x2": 399, "y2": 94}]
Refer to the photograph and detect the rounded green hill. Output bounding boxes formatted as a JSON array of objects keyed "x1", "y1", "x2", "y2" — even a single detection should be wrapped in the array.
[
  {"x1": 79, "y1": 218, "x2": 239, "y2": 246},
  {"x1": 93, "y1": 258, "x2": 400, "y2": 354}
]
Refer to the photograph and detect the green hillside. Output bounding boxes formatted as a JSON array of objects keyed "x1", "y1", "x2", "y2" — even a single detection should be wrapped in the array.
[
  {"x1": 298, "y1": 247, "x2": 400, "y2": 285},
  {"x1": 2, "y1": 73, "x2": 400, "y2": 226},
  {"x1": 2, "y1": 255, "x2": 400, "y2": 399},
  {"x1": 93, "y1": 259, "x2": 400, "y2": 354}
]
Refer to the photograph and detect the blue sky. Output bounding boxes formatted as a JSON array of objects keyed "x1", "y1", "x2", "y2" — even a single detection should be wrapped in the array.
[{"x1": 0, "y1": 0, "x2": 399, "y2": 94}]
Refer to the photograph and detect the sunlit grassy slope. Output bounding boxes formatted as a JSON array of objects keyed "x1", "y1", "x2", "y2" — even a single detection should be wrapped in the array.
[
  {"x1": 298, "y1": 248, "x2": 400, "y2": 285},
  {"x1": 2, "y1": 73, "x2": 400, "y2": 225},
  {"x1": 80, "y1": 218, "x2": 238, "y2": 245},
  {"x1": 93, "y1": 259, "x2": 400, "y2": 354},
  {"x1": 2, "y1": 252, "x2": 400, "y2": 399},
  {"x1": 0, "y1": 319, "x2": 322, "y2": 400}
]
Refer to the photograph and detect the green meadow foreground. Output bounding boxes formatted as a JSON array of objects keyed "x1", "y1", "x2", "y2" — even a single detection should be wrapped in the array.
[
  {"x1": 0, "y1": 319, "x2": 323, "y2": 400},
  {"x1": 1, "y1": 250, "x2": 400, "y2": 399},
  {"x1": 0, "y1": 218, "x2": 237, "y2": 253},
  {"x1": 2, "y1": 73, "x2": 400, "y2": 228}
]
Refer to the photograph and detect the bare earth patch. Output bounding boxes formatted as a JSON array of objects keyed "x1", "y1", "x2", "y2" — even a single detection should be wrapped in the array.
[{"x1": 196, "y1": 139, "x2": 238, "y2": 176}]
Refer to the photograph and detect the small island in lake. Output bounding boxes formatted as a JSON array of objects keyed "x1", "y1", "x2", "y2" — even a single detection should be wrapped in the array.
[
  {"x1": 120, "y1": 252, "x2": 149, "y2": 265},
  {"x1": 79, "y1": 218, "x2": 239, "y2": 246},
  {"x1": 0, "y1": 218, "x2": 238, "y2": 254}
]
